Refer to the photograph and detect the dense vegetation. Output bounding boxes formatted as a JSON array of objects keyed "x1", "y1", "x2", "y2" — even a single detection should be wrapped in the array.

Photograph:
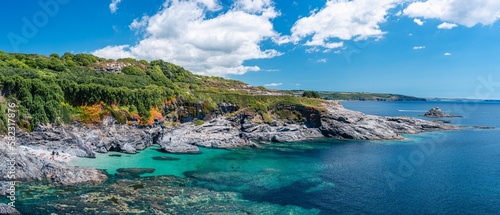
[
  {"x1": 0, "y1": 51, "x2": 322, "y2": 132},
  {"x1": 302, "y1": 91, "x2": 321, "y2": 98}
]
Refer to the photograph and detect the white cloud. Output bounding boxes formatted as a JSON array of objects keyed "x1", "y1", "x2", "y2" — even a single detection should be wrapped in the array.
[
  {"x1": 316, "y1": 58, "x2": 327, "y2": 63},
  {"x1": 305, "y1": 47, "x2": 320, "y2": 53},
  {"x1": 437, "y1": 22, "x2": 458, "y2": 29},
  {"x1": 403, "y1": 0, "x2": 500, "y2": 27},
  {"x1": 93, "y1": 45, "x2": 134, "y2": 59},
  {"x1": 413, "y1": 46, "x2": 425, "y2": 50},
  {"x1": 130, "y1": 15, "x2": 149, "y2": 30},
  {"x1": 444, "y1": 52, "x2": 452, "y2": 56},
  {"x1": 94, "y1": 0, "x2": 281, "y2": 76},
  {"x1": 109, "y1": 0, "x2": 122, "y2": 13},
  {"x1": 413, "y1": 18, "x2": 424, "y2": 26},
  {"x1": 264, "y1": 82, "x2": 282, "y2": 87},
  {"x1": 284, "y1": 0, "x2": 399, "y2": 50},
  {"x1": 234, "y1": 0, "x2": 273, "y2": 13}
]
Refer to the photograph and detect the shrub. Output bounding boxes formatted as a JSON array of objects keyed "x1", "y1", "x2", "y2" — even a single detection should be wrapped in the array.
[
  {"x1": 193, "y1": 119, "x2": 204, "y2": 126},
  {"x1": 302, "y1": 91, "x2": 321, "y2": 98}
]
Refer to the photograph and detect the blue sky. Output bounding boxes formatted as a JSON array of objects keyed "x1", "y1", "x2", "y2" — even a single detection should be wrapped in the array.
[{"x1": 1, "y1": 0, "x2": 500, "y2": 99}]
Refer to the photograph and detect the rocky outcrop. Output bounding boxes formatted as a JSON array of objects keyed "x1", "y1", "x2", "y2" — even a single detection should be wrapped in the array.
[
  {"x1": 319, "y1": 103, "x2": 456, "y2": 140},
  {"x1": 17, "y1": 117, "x2": 162, "y2": 158},
  {"x1": 0, "y1": 141, "x2": 107, "y2": 186},
  {"x1": 0, "y1": 203, "x2": 20, "y2": 215},
  {"x1": 423, "y1": 107, "x2": 462, "y2": 118},
  {"x1": 159, "y1": 139, "x2": 201, "y2": 154},
  {"x1": 17, "y1": 102, "x2": 459, "y2": 155}
]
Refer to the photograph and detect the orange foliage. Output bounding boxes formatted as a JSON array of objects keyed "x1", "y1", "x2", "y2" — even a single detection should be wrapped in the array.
[
  {"x1": 146, "y1": 107, "x2": 164, "y2": 125},
  {"x1": 80, "y1": 104, "x2": 103, "y2": 124},
  {"x1": 165, "y1": 98, "x2": 176, "y2": 105}
]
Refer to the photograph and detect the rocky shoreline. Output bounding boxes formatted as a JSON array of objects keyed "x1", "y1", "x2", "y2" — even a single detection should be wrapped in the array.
[{"x1": 1, "y1": 101, "x2": 457, "y2": 193}]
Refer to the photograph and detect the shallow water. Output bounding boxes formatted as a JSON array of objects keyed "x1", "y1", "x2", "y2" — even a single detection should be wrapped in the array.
[{"x1": 12, "y1": 101, "x2": 500, "y2": 214}]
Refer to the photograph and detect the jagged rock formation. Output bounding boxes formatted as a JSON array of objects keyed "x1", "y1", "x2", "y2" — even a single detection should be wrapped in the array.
[
  {"x1": 0, "y1": 141, "x2": 107, "y2": 187},
  {"x1": 0, "y1": 203, "x2": 20, "y2": 215},
  {"x1": 423, "y1": 107, "x2": 462, "y2": 118},
  {"x1": 17, "y1": 102, "x2": 457, "y2": 154},
  {"x1": 17, "y1": 117, "x2": 162, "y2": 158},
  {"x1": 319, "y1": 103, "x2": 455, "y2": 140}
]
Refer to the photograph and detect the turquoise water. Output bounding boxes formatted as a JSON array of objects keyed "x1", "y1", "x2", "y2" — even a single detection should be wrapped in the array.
[
  {"x1": 70, "y1": 146, "x2": 230, "y2": 177},
  {"x1": 42, "y1": 101, "x2": 500, "y2": 214}
]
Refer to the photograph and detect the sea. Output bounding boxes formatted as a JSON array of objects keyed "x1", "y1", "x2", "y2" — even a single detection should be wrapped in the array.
[{"x1": 12, "y1": 101, "x2": 500, "y2": 214}]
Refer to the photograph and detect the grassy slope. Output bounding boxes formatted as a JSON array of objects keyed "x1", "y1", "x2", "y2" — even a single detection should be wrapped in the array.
[{"x1": 0, "y1": 51, "x2": 323, "y2": 132}]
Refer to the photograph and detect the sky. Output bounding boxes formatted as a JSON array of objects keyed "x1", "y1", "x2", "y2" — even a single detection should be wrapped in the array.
[{"x1": 1, "y1": 0, "x2": 500, "y2": 99}]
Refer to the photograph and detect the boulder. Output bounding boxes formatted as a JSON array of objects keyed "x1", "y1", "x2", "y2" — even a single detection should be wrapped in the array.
[{"x1": 0, "y1": 203, "x2": 20, "y2": 215}]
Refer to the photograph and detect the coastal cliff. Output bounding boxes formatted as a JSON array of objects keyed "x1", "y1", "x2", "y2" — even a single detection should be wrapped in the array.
[
  {"x1": 0, "y1": 52, "x2": 457, "y2": 189},
  {"x1": 0, "y1": 100, "x2": 457, "y2": 192},
  {"x1": 15, "y1": 101, "x2": 456, "y2": 156}
]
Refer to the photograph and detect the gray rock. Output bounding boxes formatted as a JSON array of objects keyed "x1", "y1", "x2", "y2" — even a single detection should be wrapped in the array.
[
  {"x1": 158, "y1": 136, "x2": 200, "y2": 154},
  {"x1": 119, "y1": 143, "x2": 136, "y2": 154},
  {"x1": 0, "y1": 203, "x2": 20, "y2": 215},
  {"x1": 423, "y1": 107, "x2": 462, "y2": 118},
  {"x1": 319, "y1": 102, "x2": 457, "y2": 140},
  {"x1": 0, "y1": 142, "x2": 107, "y2": 186}
]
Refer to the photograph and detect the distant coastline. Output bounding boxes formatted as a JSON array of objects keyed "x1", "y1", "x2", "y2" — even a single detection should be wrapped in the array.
[{"x1": 284, "y1": 91, "x2": 426, "y2": 101}]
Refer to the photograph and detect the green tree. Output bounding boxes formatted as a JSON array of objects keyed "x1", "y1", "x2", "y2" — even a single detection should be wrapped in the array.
[{"x1": 302, "y1": 91, "x2": 321, "y2": 99}]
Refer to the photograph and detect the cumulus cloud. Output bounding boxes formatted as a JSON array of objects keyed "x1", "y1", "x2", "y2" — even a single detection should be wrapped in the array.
[
  {"x1": 316, "y1": 58, "x2": 327, "y2": 63},
  {"x1": 403, "y1": 0, "x2": 500, "y2": 27},
  {"x1": 413, "y1": 18, "x2": 424, "y2": 26},
  {"x1": 130, "y1": 15, "x2": 149, "y2": 30},
  {"x1": 93, "y1": 45, "x2": 134, "y2": 59},
  {"x1": 234, "y1": 0, "x2": 273, "y2": 13},
  {"x1": 444, "y1": 52, "x2": 452, "y2": 56},
  {"x1": 264, "y1": 82, "x2": 282, "y2": 87},
  {"x1": 413, "y1": 46, "x2": 425, "y2": 50},
  {"x1": 94, "y1": 0, "x2": 281, "y2": 76},
  {"x1": 281, "y1": 0, "x2": 399, "y2": 50},
  {"x1": 437, "y1": 22, "x2": 458, "y2": 29},
  {"x1": 109, "y1": 0, "x2": 122, "y2": 13}
]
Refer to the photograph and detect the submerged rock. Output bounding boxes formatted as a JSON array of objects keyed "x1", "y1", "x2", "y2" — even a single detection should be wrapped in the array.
[
  {"x1": 472, "y1": 126, "x2": 495, "y2": 129},
  {"x1": 152, "y1": 156, "x2": 180, "y2": 161},
  {"x1": 423, "y1": 107, "x2": 462, "y2": 118},
  {"x1": 116, "y1": 168, "x2": 155, "y2": 175},
  {"x1": 15, "y1": 176, "x2": 320, "y2": 215}
]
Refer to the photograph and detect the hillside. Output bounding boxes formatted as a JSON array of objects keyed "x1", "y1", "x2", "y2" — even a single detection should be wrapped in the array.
[
  {"x1": 0, "y1": 51, "x2": 322, "y2": 132},
  {"x1": 286, "y1": 91, "x2": 426, "y2": 101}
]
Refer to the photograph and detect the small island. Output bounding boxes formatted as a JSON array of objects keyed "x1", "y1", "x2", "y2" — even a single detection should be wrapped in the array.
[{"x1": 422, "y1": 107, "x2": 462, "y2": 118}]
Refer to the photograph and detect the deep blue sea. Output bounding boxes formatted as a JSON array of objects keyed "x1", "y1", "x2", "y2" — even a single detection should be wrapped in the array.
[{"x1": 65, "y1": 101, "x2": 500, "y2": 214}]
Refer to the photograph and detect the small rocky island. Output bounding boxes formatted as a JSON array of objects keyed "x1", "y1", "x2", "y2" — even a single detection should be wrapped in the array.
[{"x1": 422, "y1": 107, "x2": 462, "y2": 118}]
